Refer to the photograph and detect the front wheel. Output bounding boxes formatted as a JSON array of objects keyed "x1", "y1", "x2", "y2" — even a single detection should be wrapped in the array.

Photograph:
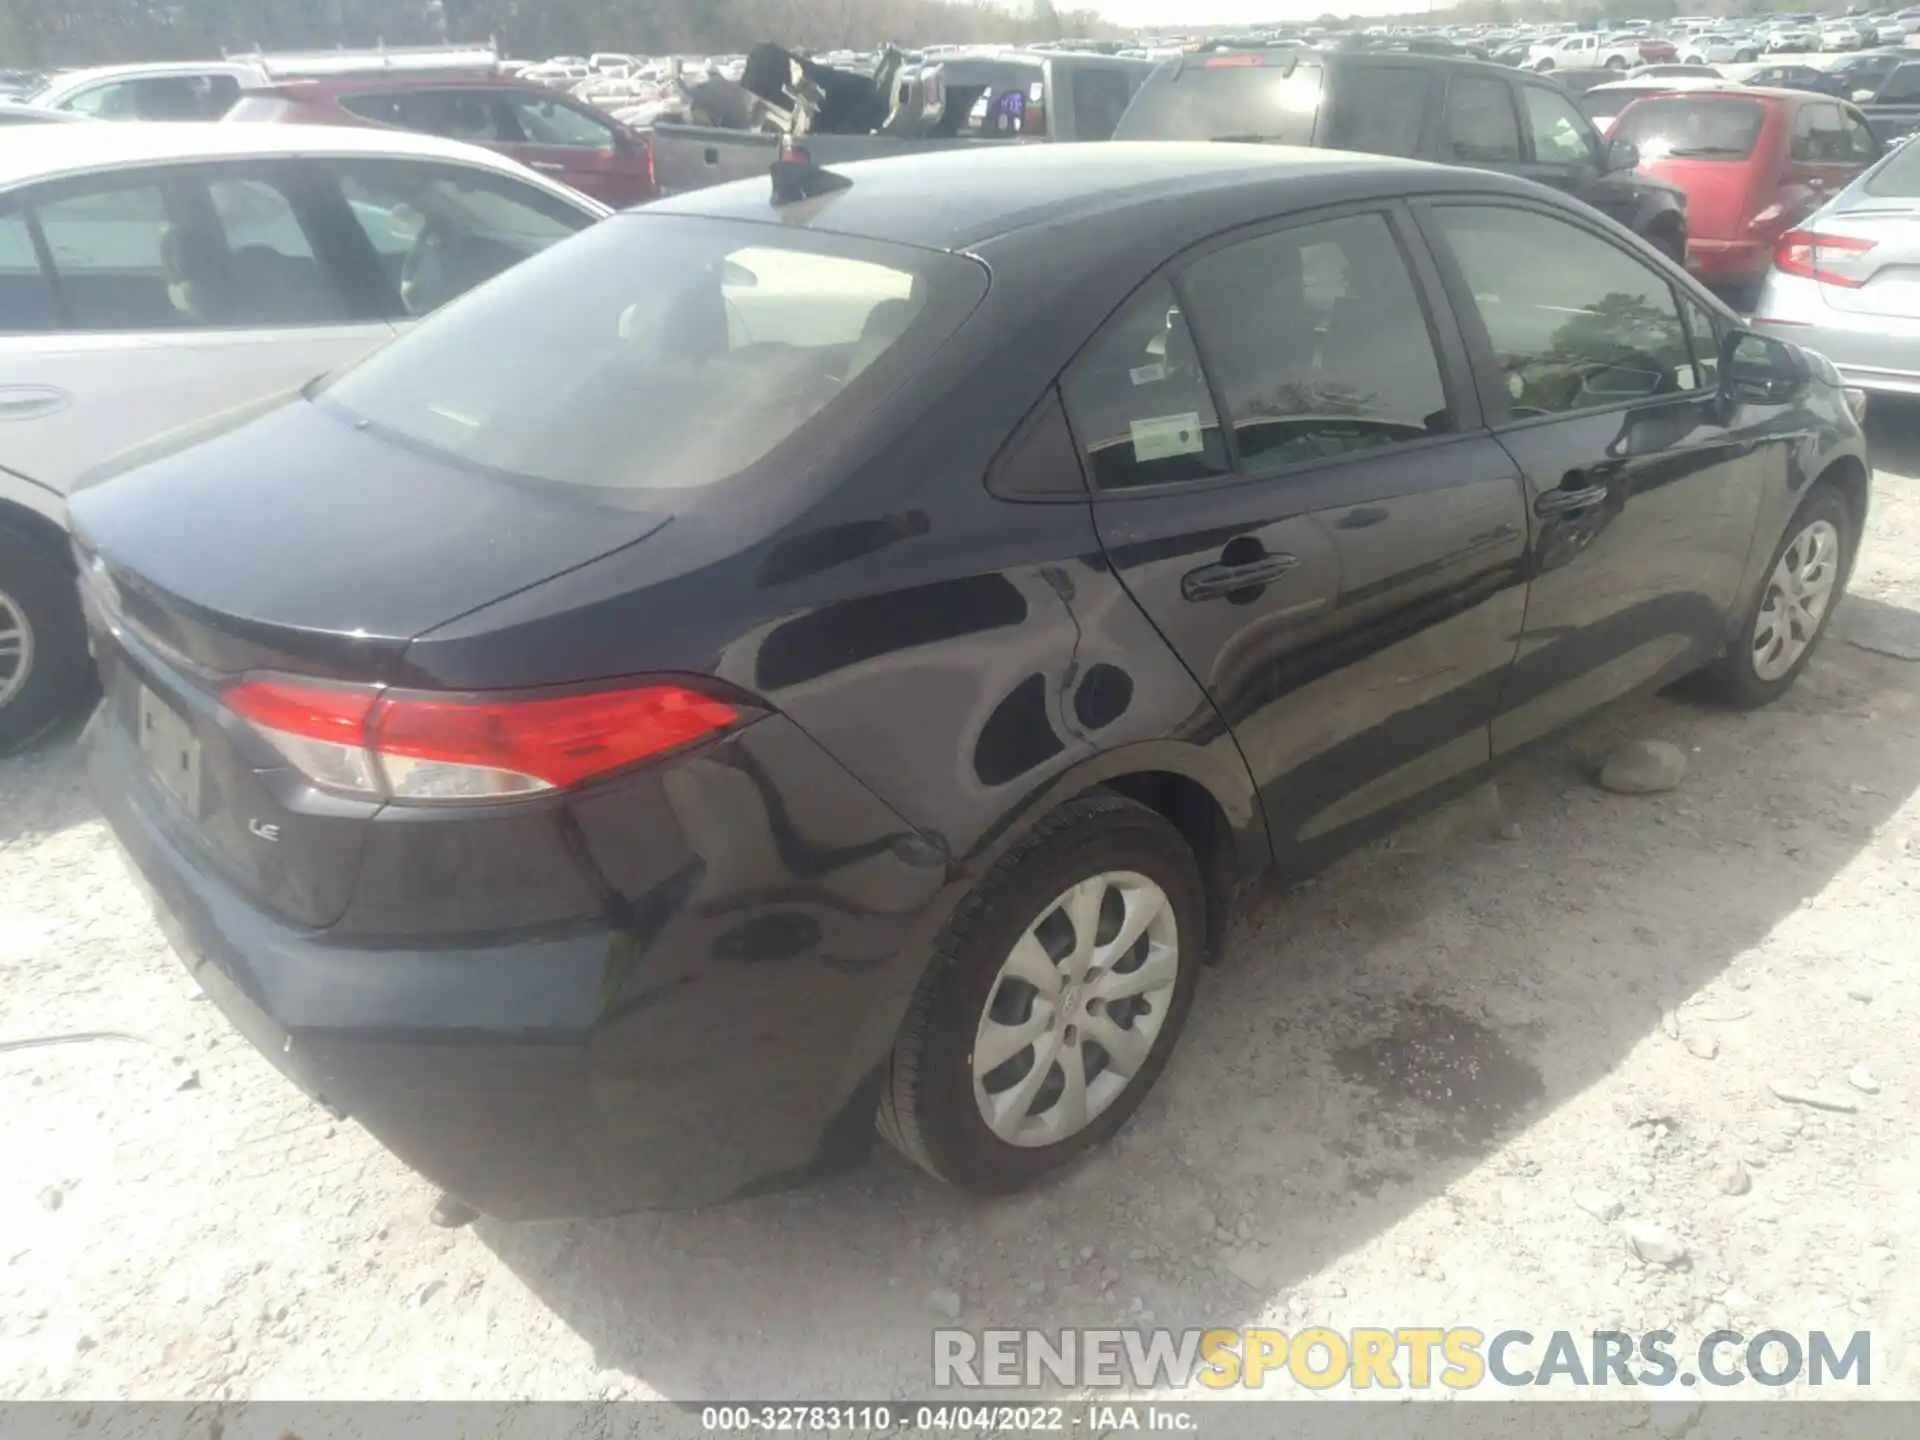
[
  {"x1": 1690, "y1": 486, "x2": 1851, "y2": 709},
  {"x1": 878, "y1": 792, "x2": 1204, "y2": 1194},
  {"x1": 0, "y1": 526, "x2": 94, "y2": 754}
]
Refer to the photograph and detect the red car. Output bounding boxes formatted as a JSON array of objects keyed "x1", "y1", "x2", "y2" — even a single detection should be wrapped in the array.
[
  {"x1": 1609, "y1": 86, "x2": 1882, "y2": 289},
  {"x1": 227, "y1": 73, "x2": 657, "y2": 208}
]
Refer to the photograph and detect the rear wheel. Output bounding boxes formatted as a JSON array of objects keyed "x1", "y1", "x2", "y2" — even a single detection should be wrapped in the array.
[
  {"x1": 1536, "y1": 57, "x2": 1556, "y2": 72},
  {"x1": 0, "y1": 525, "x2": 93, "y2": 755},
  {"x1": 1606, "y1": 54, "x2": 1629, "y2": 69},
  {"x1": 878, "y1": 793, "x2": 1204, "y2": 1194},
  {"x1": 1739, "y1": 48, "x2": 1758, "y2": 62},
  {"x1": 1647, "y1": 220, "x2": 1687, "y2": 266},
  {"x1": 1690, "y1": 486, "x2": 1850, "y2": 710}
]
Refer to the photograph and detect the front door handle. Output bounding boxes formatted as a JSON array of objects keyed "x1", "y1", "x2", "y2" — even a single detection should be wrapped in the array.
[
  {"x1": 0, "y1": 385, "x2": 68, "y2": 421},
  {"x1": 530, "y1": 160, "x2": 566, "y2": 172},
  {"x1": 1534, "y1": 482, "x2": 1610, "y2": 518},
  {"x1": 1181, "y1": 553, "x2": 1298, "y2": 601}
]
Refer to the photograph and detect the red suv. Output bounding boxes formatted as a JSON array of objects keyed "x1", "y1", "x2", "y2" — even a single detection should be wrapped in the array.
[
  {"x1": 227, "y1": 74, "x2": 657, "y2": 208},
  {"x1": 1609, "y1": 86, "x2": 1881, "y2": 289}
]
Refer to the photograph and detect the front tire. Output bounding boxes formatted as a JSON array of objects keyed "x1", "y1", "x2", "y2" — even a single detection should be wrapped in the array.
[
  {"x1": 0, "y1": 525, "x2": 93, "y2": 754},
  {"x1": 878, "y1": 792, "x2": 1204, "y2": 1194},
  {"x1": 1691, "y1": 486, "x2": 1851, "y2": 710}
]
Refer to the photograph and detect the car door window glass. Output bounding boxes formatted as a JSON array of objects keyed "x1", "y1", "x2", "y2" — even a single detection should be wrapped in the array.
[
  {"x1": 1060, "y1": 277, "x2": 1229, "y2": 492},
  {"x1": 1069, "y1": 68, "x2": 1135, "y2": 141},
  {"x1": 207, "y1": 177, "x2": 350, "y2": 324},
  {"x1": 1447, "y1": 76, "x2": 1523, "y2": 163},
  {"x1": 1791, "y1": 103, "x2": 1849, "y2": 161},
  {"x1": 1434, "y1": 205, "x2": 1692, "y2": 417},
  {"x1": 500, "y1": 92, "x2": 616, "y2": 148},
  {"x1": 0, "y1": 212, "x2": 59, "y2": 332},
  {"x1": 1880, "y1": 64, "x2": 1920, "y2": 103},
  {"x1": 1179, "y1": 212, "x2": 1452, "y2": 469},
  {"x1": 31, "y1": 183, "x2": 182, "y2": 329},
  {"x1": 1678, "y1": 294, "x2": 1722, "y2": 391},
  {"x1": 1523, "y1": 86, "x2": 1596, "y2": 165},
  {"x1": 1322, "y1": 66, "x2": 1429, "y2": 157},
  {"x1": 323, "y1": 158, "x2": 591, "y2": 317},
  {"x1": 1840, "y1": 111, "x2": 1879, "y2": 161}
]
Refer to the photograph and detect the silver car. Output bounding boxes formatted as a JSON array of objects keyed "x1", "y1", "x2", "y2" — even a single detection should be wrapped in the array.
[{"x1": 1753, "y1": 135, "x2": 1920, "y2": 396}]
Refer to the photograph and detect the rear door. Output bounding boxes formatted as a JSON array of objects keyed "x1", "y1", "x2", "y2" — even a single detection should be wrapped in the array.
[
  {"x1": 1318, "y1": 61, "x2": 1435, "y2": 158},
  {"x1": 1065, "y1": 203, "x2": 1531, "y2": 866},
  {"x1": 1787, "y1": 101, "x2": 1883, "y2": 211},
  {"x1": 0, "y1": 160, "x2": 392, "y2": 496},
  {"x1": 1415, "y1": 198, "x2": 1767, "y2": 754},
  {"x1": 1444, "y1": 72, "x2": 1525, "y2": 170}
]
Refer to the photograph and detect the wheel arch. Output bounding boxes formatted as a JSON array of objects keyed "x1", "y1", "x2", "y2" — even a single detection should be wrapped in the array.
[
  {"x1": 1814, "y1": 453, "x2": 1870, "y2": 566},
  {"x1": 0, "y1": 495, "x2": 74, "y2": 565}
]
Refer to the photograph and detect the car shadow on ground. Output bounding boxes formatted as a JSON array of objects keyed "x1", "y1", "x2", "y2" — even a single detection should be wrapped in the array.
[
  {"x1": 0, "y1": 713, "x2": 98, "y2": 853},
  {"x1": 480, "y1": 606, "x2": 1920, "y2": 1402}
]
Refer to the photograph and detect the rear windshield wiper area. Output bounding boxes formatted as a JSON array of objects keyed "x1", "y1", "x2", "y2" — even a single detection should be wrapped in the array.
[
  {"x1": 1658, "y1": 145, "x2": 1751, "y2": 158},
  {"x1": 1214, "y1": 132, "x2": 1293, "y2": 144}
]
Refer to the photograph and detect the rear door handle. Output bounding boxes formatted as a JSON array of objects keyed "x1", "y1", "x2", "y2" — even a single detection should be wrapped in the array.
[
  {"x1": 1336, "y1": 505, "x2": 1389, "y2": 530},
  {"x1": 530, "y1": 160, "x2": 566, "y2": 172},
  {"x1": 0, "y1": 385, "x2": 68, "y2": 421},
  {"x1": 1534, "y1": 483, "x2": 1610, "y2": 518},
  {"x1": 1181, "y1": 554, "x2": 1298, "y2": 601}
]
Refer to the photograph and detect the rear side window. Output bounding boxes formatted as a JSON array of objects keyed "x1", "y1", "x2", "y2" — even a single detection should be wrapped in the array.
[
  {"x1": 496, "y1": 91, "x2": 616, "y2": 148},
  {"x1": 1448, "y1": 76, "x2": 1522, "y2": 162},
  {"x1": 1060, "y1": 278, "x2": 1229, "y2": 492},
  {"x1": 1179, "y1": 212, "x2": 1452, "y2": 469},
  {"x1": 1610, "y1": 96, "x2": 1766, "y2": 160},
  {"x1": 1791, "y1": 103, "x2": 1851, "y2": 161},
  {"x1": 1070, "y1": 68, "x2": 1137, "y2": 141},
  {"x1": 1321, "y1": 66, "x2": 1430, "y2": 157},
  {"x1": 1111, "y1": 59, "x2": 1323, "y2": 143},
  {"x1": 1880, "y1": 63, "x2": 1920, "y2": 104},
  {"x1": 315, "y1": 215, "x2": 987, "y2": 494}
]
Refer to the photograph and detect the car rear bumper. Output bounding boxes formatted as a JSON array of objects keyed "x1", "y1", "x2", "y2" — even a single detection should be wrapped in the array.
[
  {"x1": 1686, "y1": 239, "x2": 1771, "y2": 286},
  {"x1": 87, "y1": 700, "x2": 951, "y2": 1220}
]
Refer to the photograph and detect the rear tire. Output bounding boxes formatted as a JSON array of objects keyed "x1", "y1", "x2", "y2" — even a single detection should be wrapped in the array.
[
  {"x1": 0, "y1": 525, "x2": 93, "y2": 755},
  {"x1": 1536, "y1": 57, "x2": 1556, "y2": 72},
  {"x1": 878, "y1": 792, "x2": 1204, "y2": 1195},
  {"x1": 1689, "y1": 485, "x2": 1851, "y2": 710},
  {"x1": 1739, "y1": 49, "x2": 1758, "y2": 62},
  {"x1": 1607, "y1": 54, "x2": 1629, "y2": 69}
]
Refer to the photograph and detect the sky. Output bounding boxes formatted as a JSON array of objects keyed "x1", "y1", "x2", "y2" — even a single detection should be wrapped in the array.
[{"x1": 1092, "y1": 0, "x2": 1433, "y2": 24}]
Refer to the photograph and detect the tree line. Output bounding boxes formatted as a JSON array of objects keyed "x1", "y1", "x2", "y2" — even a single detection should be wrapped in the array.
[{"x1": 0, "y1": 0, "x2": 1113, "y2": 70}]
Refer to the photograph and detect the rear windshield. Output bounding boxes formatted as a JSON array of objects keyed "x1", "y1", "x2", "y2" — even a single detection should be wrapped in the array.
[
  {"x1": 1610, "y1": 95, "x2": 1765, "y2": 160},
  {"x1": 1111, "y1": 59, "x2": 1324, "y2": 143},
  {"x1": 1866, "y1": 136, "x2": 1920, "y2": 195},
  {"x1": 315, "y1": 214, "x2": 987, "y2": 494}
]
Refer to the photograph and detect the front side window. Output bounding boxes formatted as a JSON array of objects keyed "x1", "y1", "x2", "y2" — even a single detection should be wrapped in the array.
[
  {"x1": 316, "y1": 215, "x2": 987, "y2": 495},
  {"x1": 1448, "y1": 76, "x2": 1522, "y2": 163},
  {"x1": 1060, "y1": 278, "x2": 1229, "y2": 492},
  {"x1": 1433, "y1": 204, "x2": 1692, "y2": 418},
  {"x1": 1522, "y1": 86, "x2": 1596, "y2": 166},
  {"x1": 1882, "y1": 64, "x2": 1920, "y2": 104},
  {"x1": 1179, "y1": 212, "x2": 1452, "y2": 469},
  {"x1": 1841, "y1": 110, "x2": 1879, "y2": 161},
  {"x1": 1679, "y1": 293, "x2": 1722, "y2": 391},
  {"x1": 1322, "y1": 66, "x2": 1430, "y2": 157},
  {"x1": 321, "y1": 158, "x2": 593, "y2": 317},
  {"x1": 205, "y1": 176, "x2": 349, "y2": 324}
]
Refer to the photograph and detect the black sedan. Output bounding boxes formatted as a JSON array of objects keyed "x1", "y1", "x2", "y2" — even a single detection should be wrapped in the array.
[{"x1": 73, "y1": 143, "x2": 1869, "y2": 1219}]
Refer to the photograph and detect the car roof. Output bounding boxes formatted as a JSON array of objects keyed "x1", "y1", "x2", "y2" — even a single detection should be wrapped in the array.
[
  {"x1": 242, "y1": 71, "x2": 539, "y2": 97},
  {"x1": 0, "y1": 121, "x2": 571, "y2": 192},
  {"x1": 1589, "y1": 76, "x2": 1736, "y2": 93},
  {"x1": 35, "y1": 60, "x2": 262, "y2": 91},
  {"x1": 649, "y1": 141, "x2": 1498, "y2": 252}
]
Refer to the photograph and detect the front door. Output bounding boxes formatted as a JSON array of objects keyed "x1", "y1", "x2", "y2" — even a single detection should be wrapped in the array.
[
  {"x1": 1064, "y1": 204, "x2": 1531, "y2": 867},
  {"x1": 1415, "y1": 198, "x2": 1768, "y2": 755},
  {"x1": 1512, "y1": 79, "x2": 1639, "y2": 229}
]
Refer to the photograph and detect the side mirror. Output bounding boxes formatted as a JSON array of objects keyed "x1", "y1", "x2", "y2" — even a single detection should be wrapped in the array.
[
  {"x1": 1606, "y1": 136, "x2": 1641, "y2": 172},
  {"x1": 1854, "y1": 88, "x2": 1877, "y2": 102},
  {"x1": 1723, "y1": 330, "x2": 1807, "y2": 404}
]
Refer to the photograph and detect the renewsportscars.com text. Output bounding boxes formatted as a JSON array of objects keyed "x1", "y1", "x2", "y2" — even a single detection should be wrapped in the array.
[{"x1": 933, "y1": 1327, "x2": 1871, "y2": 1391}]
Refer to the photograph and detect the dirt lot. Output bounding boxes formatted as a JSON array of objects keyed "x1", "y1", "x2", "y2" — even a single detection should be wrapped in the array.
[{"x1": 5, "y1": 412, "x2": 1920, "y2": 1407}]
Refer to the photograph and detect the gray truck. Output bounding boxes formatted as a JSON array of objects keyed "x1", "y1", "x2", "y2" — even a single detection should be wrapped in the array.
[
  {"x1": 1857, "y1": 58, "x2": 1920, "y2": 141},
  {"x1": 650, "y1": 44, "x2": 1155, "y2": 196}
]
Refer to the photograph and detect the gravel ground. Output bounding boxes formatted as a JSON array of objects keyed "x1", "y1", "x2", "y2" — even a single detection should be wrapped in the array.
[{"x1": 5, "y1": 410, "x2": 1920, "y2": 1405}]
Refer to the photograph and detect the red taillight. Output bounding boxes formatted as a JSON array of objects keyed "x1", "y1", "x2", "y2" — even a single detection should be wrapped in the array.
[
  {"x1": 225, "y1": 677, "x2": 740, "y2": 803},
  {"x1": 1774, "y1": 228, "x2": 1876, "y2": 288},
  {"x1": 1020, "y1": 101, "x2": 1047, "y2": 136},
  {"x1": 1204, "y1": 54, "x2": 1265, "y2": 67}
]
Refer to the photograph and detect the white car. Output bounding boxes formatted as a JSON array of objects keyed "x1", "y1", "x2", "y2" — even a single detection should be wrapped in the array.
[
  {"x1": 1682, "y1": 32, "x2": 1763, "y2": 64},
  {"x1": 0, "y1": 124, "x2": 607, "y2": 749},
  {"x1": 26, "y1": 62, "x2": 267, "y2": 120},
  {"x1": 1527, "y1": 31, "x2": 1646, "y2": 71},
  {"x1": 1820, "y1": 21, "x2": 1875, "y2": 51}
]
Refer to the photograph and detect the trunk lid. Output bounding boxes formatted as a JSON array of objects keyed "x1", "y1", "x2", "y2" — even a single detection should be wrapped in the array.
[
  {"x1": 1806, "y1": 205, "x2": 1920, "y2": 316},
  {"x1": 72, "y1": 395, "x2": 669, "y2": 929}
]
